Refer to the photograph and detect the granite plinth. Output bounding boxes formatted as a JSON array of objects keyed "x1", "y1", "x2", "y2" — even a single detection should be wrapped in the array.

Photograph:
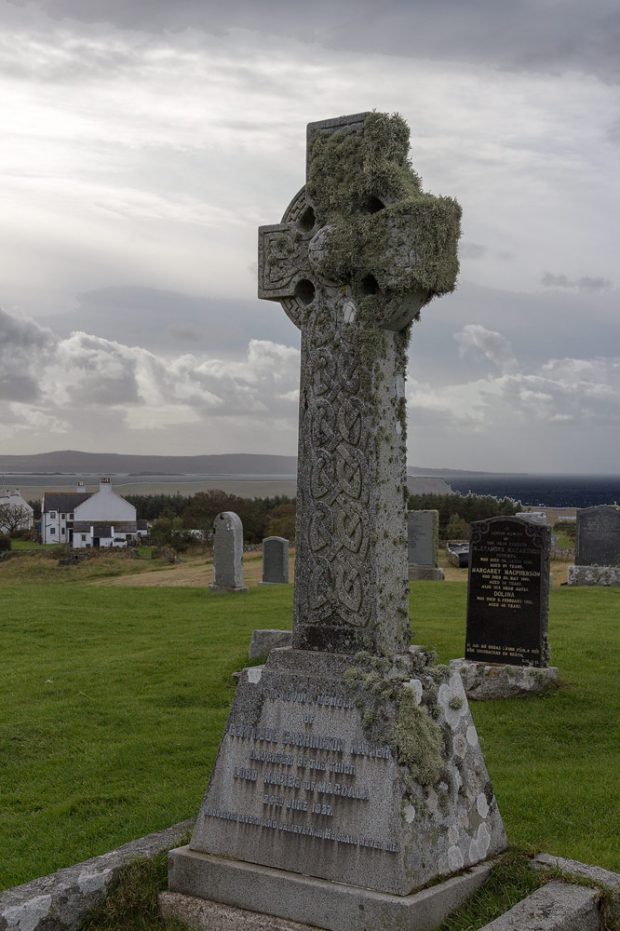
[
  {"x1": 567, "y1": 564, "x2": 620, "y2": 586},
  {"x1": 455, "y1": 660, "x2": 559, "y2": 700},
  {"x1": 182, "y1": 648, "x2": 506, "y2": 898},
  {"x1": 409, "y1": 565, "x2": 445, "y2": 581},
  {"x1": 167, "y1": 849, "x2": 495, "y2": 931}
]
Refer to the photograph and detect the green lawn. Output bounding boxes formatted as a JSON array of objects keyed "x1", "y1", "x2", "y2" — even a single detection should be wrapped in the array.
[{"x1": 1, "y1": 580, "x2": 619, "y2": 892}]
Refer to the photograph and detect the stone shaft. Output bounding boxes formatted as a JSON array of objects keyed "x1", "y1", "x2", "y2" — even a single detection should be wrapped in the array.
[{"x1": 258, "y1": 112, "x2": 460, "y2": 654}]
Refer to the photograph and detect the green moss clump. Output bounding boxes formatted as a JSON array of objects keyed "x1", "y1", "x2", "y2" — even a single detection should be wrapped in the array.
[
  {"x1": 392, "y1": 688, "x2": 445, "y2": 787},
  {"x1": 306, "y1": 111, "x2": 461, "y2": 302}
]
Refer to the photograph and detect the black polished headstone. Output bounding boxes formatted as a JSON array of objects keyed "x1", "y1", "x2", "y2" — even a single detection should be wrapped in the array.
[
  {"x1": 575, "y1": 506, "x2": 620, "y2": 567},
  {"x1": 465, "y1": 517, "x2": 551, "y2": 667}
]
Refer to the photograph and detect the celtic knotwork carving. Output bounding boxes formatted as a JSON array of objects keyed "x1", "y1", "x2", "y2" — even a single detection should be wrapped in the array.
[
  {"x1": 335, "y1": 561, "x2": 364, "y2": 614},
  {"x1": 311, "y1": 399, "x2": 337, "y2": 450},
  {"x1": 309, "y1": 349, "x2": 336, "y2": 396},
  {"x1": 309, "y1": 558, "x2": 337, "y2": 617},
  {"x1": 337, "y1": 397, "x2": 363, "y2": 447},
  {"x1": 310, "y1": 450, "x2": 336, "y2": 499},
  {"x1": 309, "y1": 502, "x2": 334, "y2": 554},
  {"x1": 335, "y1": 443, "x2": 367, "y2": 502},
  {"x1": 336, "y1": 501, "x2": 368, "y2": 557}
]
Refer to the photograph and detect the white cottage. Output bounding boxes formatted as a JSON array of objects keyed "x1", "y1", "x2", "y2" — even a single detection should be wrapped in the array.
[
  {"x1": 41, "y1": 478, "x2": 143, "y2": 548},
  {"x1": 0, "y1": 488, "x2": 34, "y2": 534}
]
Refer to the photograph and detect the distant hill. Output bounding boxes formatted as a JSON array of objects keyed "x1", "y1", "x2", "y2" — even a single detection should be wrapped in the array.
[
  {"x1": 0, "y1": 450, "x2": 507, "y2": 478},
  {"x1": 0, "y1": 450, "x2": 298, "y2": 475}
]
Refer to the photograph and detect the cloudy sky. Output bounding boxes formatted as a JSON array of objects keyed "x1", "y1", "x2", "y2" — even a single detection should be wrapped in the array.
[{"x1": 0, "y1": 1, "x2": 618, "y2": 472}]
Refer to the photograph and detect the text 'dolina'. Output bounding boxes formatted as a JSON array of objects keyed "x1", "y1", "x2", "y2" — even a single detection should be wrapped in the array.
[{"x1": 203, "y1": 806, "x2": 398, "y2": 853}]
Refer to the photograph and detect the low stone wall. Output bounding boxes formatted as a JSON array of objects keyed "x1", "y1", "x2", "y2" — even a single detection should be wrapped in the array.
[{"x1": 0, "y1": 819, "x2": 193, "y2": 931}]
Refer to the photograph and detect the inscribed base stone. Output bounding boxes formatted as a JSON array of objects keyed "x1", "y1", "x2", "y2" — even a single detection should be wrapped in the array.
[{"x1": 178, "y1": 649, "x2": 506, "y2": 900}]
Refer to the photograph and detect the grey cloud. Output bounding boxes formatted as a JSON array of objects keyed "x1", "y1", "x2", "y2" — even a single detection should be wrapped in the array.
[
  {"x1": 541, "y1": 272, "x2": 613, "y2": 291},
  {"x1": 459, "y1": 242, "x2": 487, "y2": 260},
  {"x1": 454, "y1": 324, "x2": 516, "y2": 372},
  {"x1": 0, "y1": 307, "x2": 56, "y2": 402},
  {"x1": 12, "y1": 0, "x2": 620, "y2": 83}
]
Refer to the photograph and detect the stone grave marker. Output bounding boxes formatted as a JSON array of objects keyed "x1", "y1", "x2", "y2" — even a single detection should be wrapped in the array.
[
  {"x1": 408, "y1": 509, "x2": 444, "y2": 581},
  {"x1": 262, "y1": 536, "x2": 289, "y2": 584},
  {"x1": 568, "y1": 505, "x2": 620, "y2": 586},
  {"x1": 465, "y1": 517, "x2": 551, "y2": 667},
  {"x1": 166, "y1": 112, "x2": 506, "y2": 931},
  {"x1": 209, "y1": 511, "x2": 246, "y2": 592}
]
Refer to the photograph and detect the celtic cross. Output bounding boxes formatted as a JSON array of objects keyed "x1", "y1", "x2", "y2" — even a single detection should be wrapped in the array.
[{"x1": 258, "y1": 112, "x2": 460, "y2": 655}]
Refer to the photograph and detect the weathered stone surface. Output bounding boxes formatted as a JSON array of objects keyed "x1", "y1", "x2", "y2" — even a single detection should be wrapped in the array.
[
  {"x1": 167, "y1": 110, "x2": 505, "y2": 928},
  {"x1": 575, "y1": 505, "x2": 620, "y2": 567},
  {"x1": 408, "y1": 509, "x2": 440, "y2": 568},
  {"x1": 455, "y1": 659, "x2": 560, "y2": 701},
  {"x1": 168, "y1": 851, "x2": 495, "y2": 931},
  {"x1": 516, "y1": 511, "x2": 548, "y2": 525},
  {"x1": 466, "y1": 517, "x2": 551, "y2": 667},
  {"x1": 160, "y1": 890, "x2": 316, "y2": 930},
  {"x1": 184, "y1": 650, "x2": 506, "y2": 896},
  {"x1": 478, "y1": 880, "x2": 600, "y2": 930},
  {"x1": 0, "y1": 820, "x2": 193, "y2": 931},
  {"x1": 248, "y1": 630, "x2": 292, "y2": 661},
  {"x1": 408, "y1": 565, "x2": 445, "y2": 581},
  {"x1": 531, "y1": 854, "x2": 620, "y2": 925},
  {"x1": 261, "y1": 537, "x2": 289, "y2": 585},
  {"x1": 258, "y1": 111, "x2": 460, "y2": 655},
  {"x1": 210, "y1": 512, "x2": 246, "y2": 592},
  {"x1": 567, "y1": 564, "x2": 620, "y2": 587}
]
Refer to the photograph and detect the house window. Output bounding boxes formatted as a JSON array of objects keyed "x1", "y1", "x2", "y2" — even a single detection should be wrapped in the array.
[
  {"x1": 81, "y1": 534, "x2": 87, "y2": 542},
  {"x1": 61, "y1": 513, "x2": 66, "y2": 519},
  {"x1": 61, "y1": 528, "x2": 65, "y2": 535},
  {"x1": 50, "y1": 528, "x2": 55, "y2": 535},
  {"x1": 69, "y1": 513, "x2": 74, "y2": 520},
  {"x1": 50, "y1": 511, "x2": 56, "y2": 518}
]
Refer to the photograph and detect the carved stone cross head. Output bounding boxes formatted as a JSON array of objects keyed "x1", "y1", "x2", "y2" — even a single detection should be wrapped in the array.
[
  {"x1": 258, "y1": 113, "x2": 460, "y2": 657},
  {"x1": 258, "y1": 111, "x2": 461, "y2": 335}
]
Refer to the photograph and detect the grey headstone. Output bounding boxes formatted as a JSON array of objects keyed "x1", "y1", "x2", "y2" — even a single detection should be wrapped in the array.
[
  {"x1": 167, "y1": 112, "x2": 506, "y2": 924},
  {"x1": 407, "y1": 509, "x2": 439, "y2": 567},
  {"x1": 262, "y1": 536, "x2": 289, "y2": 584},
  {"x1": 465, "y1": 517, "x2": 551, "y2": 667},
  {"x1": 575, "y1": 505, "x2": 620, "y2": 566},
  {"x1": 209, "y1": 512, "x2": 246, "y2": 592}
]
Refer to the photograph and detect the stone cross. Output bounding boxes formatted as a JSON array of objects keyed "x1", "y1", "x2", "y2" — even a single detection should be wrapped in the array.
[{"x1": 258, "y1": 112, "x2": 460, "y2": 655}]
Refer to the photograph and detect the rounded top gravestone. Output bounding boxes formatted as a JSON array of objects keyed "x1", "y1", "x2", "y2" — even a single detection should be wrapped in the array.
[{"x1": 209, "y1": 511, "x2": 246, "y2": 592}]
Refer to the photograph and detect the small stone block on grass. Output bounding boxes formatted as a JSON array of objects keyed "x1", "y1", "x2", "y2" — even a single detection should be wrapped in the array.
[
  {"x1": 248, "y1": 629, "x2": 292, "y2": 662},
  {"x1": 455, "y1": 659, "x2": 560, "y2": 701},
  {"x1": 477, "y1": 880, "x2": 600, "y2": 931}
]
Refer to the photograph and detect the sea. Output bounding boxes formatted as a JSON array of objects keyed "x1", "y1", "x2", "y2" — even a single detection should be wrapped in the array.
[
  {"x1": 447, "y1": 474, "x2": 620, "y2": 509},
  {"x1": 2, "y1": 471, "x2": 619, "y2": 509}
]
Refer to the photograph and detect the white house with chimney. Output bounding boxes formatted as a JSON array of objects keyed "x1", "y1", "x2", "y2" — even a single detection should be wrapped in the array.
[
  {"x1": 0, "y1": 488, "x2": 34, "y2": 534},
  {"x1": 41, "y1": 478, "x2": 146, "y2": 548}
]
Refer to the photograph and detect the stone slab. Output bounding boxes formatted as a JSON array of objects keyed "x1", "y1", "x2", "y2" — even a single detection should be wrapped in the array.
[
  {"x1": 160, "y1": 891, "x2": 315, "y2": 930},
  {"x1": 0, "y1": 819, "x2": 193, "y2": 931},
  {"x1": 408, "y1": 510, "x2": 439, "y2": 568},
  {"x1": 531, "y1": 854, "x2": 620, "y2": 925},
  {"x1": 575, "y1": 505, "x2": 620, "y2": 567},
  {"x1": 408, "y1": 565, "x2": 445, "y2": 581},
  {"x1": 167, "y1": 847, "x2": 495, "y2": 931},
  {"x1": 478, "y1": 880, "x2": 600, "y2": 930},
  {"x1": 248, "y1": 630, "x2": 292, "y2": 662},
  {"x1": 567, "y1": 564, "x2": 620, "y2": 586},
  {"x1": 455, "y1": 660, "x2": 560, "y2": 701}
]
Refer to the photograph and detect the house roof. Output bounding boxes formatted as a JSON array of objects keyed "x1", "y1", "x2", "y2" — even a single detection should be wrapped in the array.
[{"x1": 42, "y1": 492, "x2": 91, "y2": 513}]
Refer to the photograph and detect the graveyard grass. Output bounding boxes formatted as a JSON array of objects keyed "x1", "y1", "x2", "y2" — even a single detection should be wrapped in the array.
[{"x1": 2, "y1": 580, "x2": 619, "y2": 924}]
